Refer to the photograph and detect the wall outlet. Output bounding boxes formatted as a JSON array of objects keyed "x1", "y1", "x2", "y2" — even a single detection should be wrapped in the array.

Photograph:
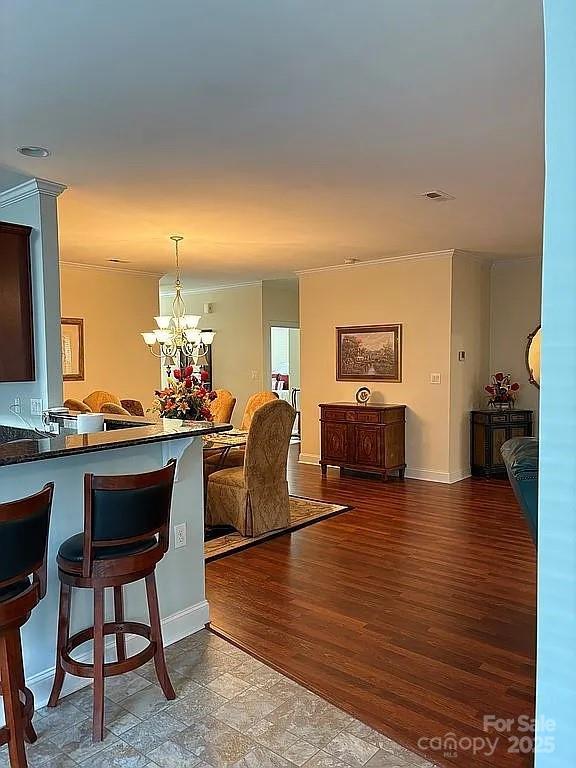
[
  {"x1": 174, "y1": 523, "x2": 187, "y2": 549},
  {"x1": 30, "y1": 398, "x2": 43, "y2": 416},
  {"x1": 430, "y1": 373, "x2": 442, "y2": 384}
]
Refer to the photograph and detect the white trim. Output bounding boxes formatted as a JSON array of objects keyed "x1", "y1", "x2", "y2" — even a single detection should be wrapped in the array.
[
  {"x1": 298, "y1": 453, "x2": 320, "y2": 465},
  {"x1": 0, "y1": 177, "x2": 67, "y2": 206},
  {"x1": 298, "y1": 455, "x2": 468, "y2": 484},
  {"x1": 60, "y1": 261, "x2": 163, "y2": 278},
  {"x1": 23, "y1": 599, "x2": 209, "y2": 712},
  {"x1": 160, "y1": 280, "x2": 262, "y2": 298},
  {"x1": 295, "y1": 249, "x2": 454, "y2": 276}
]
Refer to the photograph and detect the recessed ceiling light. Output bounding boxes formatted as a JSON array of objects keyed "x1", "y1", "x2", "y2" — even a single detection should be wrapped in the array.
[
  {"x1": 108, "y1": 258, "x2": 131, "y2": 264},
  {"x1": 17, "y1": 146, "x2": 51, "y2": 158}
]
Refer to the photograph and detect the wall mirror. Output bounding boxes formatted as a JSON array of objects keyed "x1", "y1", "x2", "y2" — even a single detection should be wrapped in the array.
[{"x1": 526, "y1": 325, "x2": 541, "y2": 389}]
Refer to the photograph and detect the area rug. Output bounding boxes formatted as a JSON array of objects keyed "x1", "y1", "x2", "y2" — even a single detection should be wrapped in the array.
[{"x1": 204, "y1": 496, "x2": 351, "y2": 561}]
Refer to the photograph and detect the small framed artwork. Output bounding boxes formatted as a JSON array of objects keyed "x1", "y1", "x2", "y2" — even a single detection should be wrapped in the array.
[
  {"x1": 336, "y1": 324, "x2": 402, "y2": 382},
  {"x1": 61, "y1": 318, "x2": 85, "y2": 381}
]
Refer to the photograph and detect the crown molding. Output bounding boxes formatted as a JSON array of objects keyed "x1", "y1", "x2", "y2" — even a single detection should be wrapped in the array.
[
  {"x1": 160, "y1": 280, "x2": 262, "y2": 298},
  {"x1": 295, "y1": 249, "x2": 455, "y2": 276},
  {"x1": 0, "y1": 177, "x2": 67, "y2": 207},
  {"x1": 60, "y1": 261, "x2": 162, "y2": 278}
]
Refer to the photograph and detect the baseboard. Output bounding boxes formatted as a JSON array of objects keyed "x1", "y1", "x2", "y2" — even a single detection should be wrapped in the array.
[
  {"x1": 25, "y1": 599, "x2": 210, "y2": 711},
  {"x1": 299, "y1": 455, "x2": 467, "y2": 484},
  {"x1": 448, "y1": 468, "x2": 472, "y2": 484},
  {"x1": 298, "y1": 453, "x2": 320, "y2": 465}
]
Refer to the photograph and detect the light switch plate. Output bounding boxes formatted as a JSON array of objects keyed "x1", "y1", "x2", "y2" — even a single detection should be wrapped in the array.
[
  {"x1": 430, "y1": 373, "x2": 441, "y2": 384},
  {"x1": 30, "y1": 398, "x2": 43, "y2": 416}
]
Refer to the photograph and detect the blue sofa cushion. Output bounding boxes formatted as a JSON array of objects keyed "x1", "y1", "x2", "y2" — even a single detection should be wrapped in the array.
[{"x1": 501, "y1": 437, "x2": 538, "y2": 545}]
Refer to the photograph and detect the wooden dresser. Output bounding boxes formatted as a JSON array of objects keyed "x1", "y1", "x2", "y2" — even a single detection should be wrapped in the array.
[
  {"x1": 319, "y1": 403, "x2": 406, "y2": 481},
  {"x1": 470, "y1": 409, "x2": 533, "y2": 478}
]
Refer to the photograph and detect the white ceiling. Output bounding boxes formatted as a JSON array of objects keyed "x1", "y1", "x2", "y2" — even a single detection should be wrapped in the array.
[{"x1": 1, "y1": 0, "x2": 543, "y2": 283}]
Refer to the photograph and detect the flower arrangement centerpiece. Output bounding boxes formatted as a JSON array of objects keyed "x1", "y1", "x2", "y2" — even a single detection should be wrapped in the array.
[
  {"x1": 485, "y1": 372, "x2": 520, "y2": 409},
  {"x1": 153, "y1": 366, "x2": 217, "y2": 422}
]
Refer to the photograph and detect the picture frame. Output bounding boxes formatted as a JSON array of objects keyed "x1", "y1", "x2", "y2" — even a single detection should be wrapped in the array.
[
  {"x1": 336, "y1": 324, "x2": 402, "y2": 382},
  {"x1": 61, "y1": 318, "x2": 85, "y2": 381}
]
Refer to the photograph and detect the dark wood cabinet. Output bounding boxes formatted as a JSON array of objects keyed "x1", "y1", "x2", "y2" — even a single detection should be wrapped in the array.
[
  {"x1": 470, "y1": 409, "x2": 533, "y2": 478},
  {"x1": 0, "y1": 222, "x2": 34, "y2": 382},
  {"x1": 320, "y1": 403, "x2": 406, "y2": 480}
]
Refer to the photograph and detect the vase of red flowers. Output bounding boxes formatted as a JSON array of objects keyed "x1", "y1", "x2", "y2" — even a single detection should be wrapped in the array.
[
  {"x1": 152, "y1": 366, "x2": 217, "y2": 422},
  {"x1": 485, "y1": 372, "x2": 520, "y2": 409}
]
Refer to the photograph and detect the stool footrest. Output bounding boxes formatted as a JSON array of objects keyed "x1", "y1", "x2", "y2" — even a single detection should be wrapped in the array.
[
  {"x1": 62, "y1": 621, "x2": 155, "y2": 678},
  {"x1": 0, "y1": 685, "x2": 35, "y2": 746}
]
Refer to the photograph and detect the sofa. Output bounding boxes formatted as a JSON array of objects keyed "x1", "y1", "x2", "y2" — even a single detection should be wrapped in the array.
[{"x1": 501, "y1": 437, "x2": 538, "y2": 545}]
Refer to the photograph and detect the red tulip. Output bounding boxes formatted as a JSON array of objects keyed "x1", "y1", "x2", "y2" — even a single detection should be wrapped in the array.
[
  {"x1": 200, "y1": 370, "x2": 209, "y2": 382},
  {"x1": 511, "y1": 383, "x2": 520, "y2": 391},
  {"x1": 495, "y1": 372, "x2": 504, "y2": 382}
]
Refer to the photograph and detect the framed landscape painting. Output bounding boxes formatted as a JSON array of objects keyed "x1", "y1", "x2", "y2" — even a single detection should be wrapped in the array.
[{"x1": 336, "y1": 324, "x2": 402, "y2": 382}]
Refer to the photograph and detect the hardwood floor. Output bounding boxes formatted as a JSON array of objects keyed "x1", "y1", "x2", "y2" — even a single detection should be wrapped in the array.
[{"x1": 206, "y1": 448, "x2": 536, "y2": 768}]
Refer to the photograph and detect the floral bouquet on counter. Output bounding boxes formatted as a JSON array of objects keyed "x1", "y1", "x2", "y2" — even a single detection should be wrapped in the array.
[
  {"x1": 152, "y1": 366, "x2": 217, "y2": 422},
  {"x1": 485, "y1": 372, "x2": 520, "y2": 409}
]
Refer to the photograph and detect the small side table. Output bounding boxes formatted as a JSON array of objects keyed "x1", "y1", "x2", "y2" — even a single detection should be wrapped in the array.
[{"x1": 470, "y1": 409, "x2": 533, "y2": 478}]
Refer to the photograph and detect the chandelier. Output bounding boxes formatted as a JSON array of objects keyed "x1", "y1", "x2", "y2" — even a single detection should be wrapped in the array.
[{"x1": 141, "y1": 235, "x2": 214, "y2": 366}]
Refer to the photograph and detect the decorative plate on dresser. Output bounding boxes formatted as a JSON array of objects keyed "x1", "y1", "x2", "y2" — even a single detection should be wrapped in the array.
[{"x1": 319, "y1": 402, "x2": 406, "y2": 481}]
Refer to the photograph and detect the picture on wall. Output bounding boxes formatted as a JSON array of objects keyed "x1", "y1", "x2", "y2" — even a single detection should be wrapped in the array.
[
  {"x1": 336, "y1": 324, "x2": 402, "y2": 382},
  {"x1": 61, "y1": 318, "x2": 85, "y2": 381}
]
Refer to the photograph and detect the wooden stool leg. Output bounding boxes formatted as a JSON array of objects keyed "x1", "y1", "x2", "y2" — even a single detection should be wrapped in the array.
[
  {"x1": 113, "y1": 586, "x2": 126, "y2": 662},
  {"x1": 145, "y1": 572, "x2": 175, "y2": 700},
  {"x1": 48, "y1": 582, "x2": 71, "y2": 708},
  {"x1": 9, "y1": 630, "x2": 36, "y2": 744},
  {"x1": 92, "y1": 587, "x2": 105, "y2": 742},
  {"x1": 0, "y1": 631, "x2": 28, "y2": 768}
]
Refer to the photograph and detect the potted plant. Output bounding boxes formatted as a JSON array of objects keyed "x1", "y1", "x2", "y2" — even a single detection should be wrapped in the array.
[
  {"x1": 152, "y1": 366, "x2": 217, "y2": 423},
  {"x1": 485, "y1": 372, "x2": 520, "y2": 409}
]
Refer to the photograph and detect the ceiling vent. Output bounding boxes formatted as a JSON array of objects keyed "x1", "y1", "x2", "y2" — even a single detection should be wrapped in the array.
[{"x1": 419, "y1": 189, "x2": 455, "y2": 202}]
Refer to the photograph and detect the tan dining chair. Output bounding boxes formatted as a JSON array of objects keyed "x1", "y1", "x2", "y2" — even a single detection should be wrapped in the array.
[
  {"x1": 100, "y1": 402, "x2": 131, "y2": 416},
  {"x1": 83, "y1": 390, "x2": 121, "y2": 412},
  {"x1": 210, "y1": 390, "x2": 236, "y2": 425},
  {"x1": 63, "y1": 398, "x2": 92, "y2": 413},
  {"x1": 206, "y1": 399, "x2": 296, "y2": 537}
]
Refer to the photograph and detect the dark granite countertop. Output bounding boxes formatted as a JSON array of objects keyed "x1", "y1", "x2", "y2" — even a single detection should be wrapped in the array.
[{"x1": 0, "y1": 416, "x2": 231, "y2": 468}]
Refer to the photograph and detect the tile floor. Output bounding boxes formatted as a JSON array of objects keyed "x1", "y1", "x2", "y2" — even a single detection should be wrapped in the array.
[{"x1": 1, "y1": 630, "x2": 435, "y2": 768}]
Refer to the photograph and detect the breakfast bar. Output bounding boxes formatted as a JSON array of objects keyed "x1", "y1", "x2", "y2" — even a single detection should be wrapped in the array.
[{"x1": 0, "y1": 415, "x2": 229, "y2": 711}]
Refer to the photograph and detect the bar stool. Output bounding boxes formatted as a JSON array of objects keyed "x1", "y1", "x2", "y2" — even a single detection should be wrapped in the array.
[
  {"x1": 47, "y1": 460, "x2": 177, "y2": 741},
  {"x1": 0, "y1": 484, "x2": 54, "y2": 768}
]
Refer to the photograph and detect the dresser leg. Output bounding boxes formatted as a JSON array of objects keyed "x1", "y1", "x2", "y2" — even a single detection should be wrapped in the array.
[
  {"x1": 399, "y1": 468, "x2": 406, "y2": 480},
  {"x1": 320, "y1": 464, "x2": 327, "y2": 477}
]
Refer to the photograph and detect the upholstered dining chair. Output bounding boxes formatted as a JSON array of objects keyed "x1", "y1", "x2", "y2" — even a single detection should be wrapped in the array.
[
  {"x1": 83, "y1": 390, "x2": 121, "y2": 412},
  {"x1": 210, "y1": 389, "x2": 236, "y2": 424},
  {"x1": 206, "y1": 390, "x2": 279, "y2": 473},
  {"x1": 240, "y1": 391, "x2": 279, "y2": 430},
  {"x1": 206, "y1": 399, "x2": 296, "y2": 537},
  {"x1": 120, "y1": 399, "x2": 145, "y2": 417},
  {"x1": 63, "y1": 398, "x2": 92, "y2": 413},
  {"x1": 100, "y1": 402, "x2": 131, "y2": 416}
]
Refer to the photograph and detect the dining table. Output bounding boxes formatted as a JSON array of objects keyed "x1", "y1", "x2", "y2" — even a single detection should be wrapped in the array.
[{"x1": 202, "y1": 429, "x2": 248, "y2": 471}]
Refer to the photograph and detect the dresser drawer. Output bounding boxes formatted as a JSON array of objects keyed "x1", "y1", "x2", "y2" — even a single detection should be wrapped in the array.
[
  {"x1": 322, "y1": 408, "x2": 348, "y2": 422},
  {"x1": 489, "y1": 414, "x2": 509, "y2": 424},
  {"x1": 510, "y1": 412, "x2": 531, "y2": 422},
  {"x1": 353, "y1": 410, "x2": 381, "y2": 424}
]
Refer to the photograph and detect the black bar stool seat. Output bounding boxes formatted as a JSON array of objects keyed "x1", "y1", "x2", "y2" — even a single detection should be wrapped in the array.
[
  {"x1": 48, "y1": 460, "x2": 178, "y2": 742},
  {"x1": 0, "y1": 484, "x2": 53, "y2": 768},
  {"x1": 58, "y1": 533, "x2": 157, "y2": 565}
]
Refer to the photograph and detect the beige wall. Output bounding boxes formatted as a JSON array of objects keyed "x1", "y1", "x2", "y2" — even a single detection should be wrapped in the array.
[
  {"x1": 60, "y1": 265, "x2": 161, "y2": 411},
  {"x1": 160, "y1": 283, "x2": 264, "y2": 427},
  {"x1": 449, "y1": 253, "x2": 490, "y2": 477},
  {"x1": 490, "y1": 258, "x2": 542, "y2": 430},
  {"x1": 299, "y1": 253, "x2": 453, "y2": 479}
]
